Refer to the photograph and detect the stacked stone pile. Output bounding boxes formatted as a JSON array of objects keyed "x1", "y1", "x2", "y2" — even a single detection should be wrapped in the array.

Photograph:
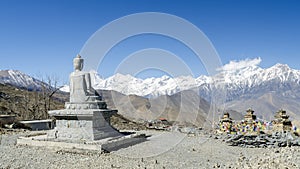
[{"x1": 226, "y1": 131, "x2": 300, "y2": 148}]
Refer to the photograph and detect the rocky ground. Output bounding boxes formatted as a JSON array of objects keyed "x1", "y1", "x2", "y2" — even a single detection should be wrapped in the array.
[{"x1": 0, "y1": 129, "x2": 300, "y2": 169}]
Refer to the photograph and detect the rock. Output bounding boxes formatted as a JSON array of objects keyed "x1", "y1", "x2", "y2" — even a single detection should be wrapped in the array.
[{"x1": 225, "y1": 131, "x2": 300, "y2": 148}]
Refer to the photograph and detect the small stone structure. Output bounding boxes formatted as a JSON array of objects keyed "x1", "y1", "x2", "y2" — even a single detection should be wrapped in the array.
[
  {"x1": 219, "y1": 112, "x2": 233, "y2": 133},
  {"x1": 223, "y1": 109, "x2": 300, "y2": 148},
  {"x1": 272, "y1": 110, "x2": 292, "y2": 132},
  {"x1": 217, "y1": 109, "x2": 270, "y2": 135},
  {"x1": 19, "y1": 119, "x2": 54, "y2": 131},
  {"x1": 244, "y1": 109, "x2": 256, "y2": 124}
]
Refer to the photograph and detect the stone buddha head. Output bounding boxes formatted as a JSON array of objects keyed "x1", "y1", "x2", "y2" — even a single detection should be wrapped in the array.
[{"x1": 73, "y1": 54, "x2": 84, "y2": 71}]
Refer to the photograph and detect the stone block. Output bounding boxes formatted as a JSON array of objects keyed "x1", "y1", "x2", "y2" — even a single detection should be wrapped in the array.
[{"x1": 48, "y1": 110, "x2": 121, "y2": 142}]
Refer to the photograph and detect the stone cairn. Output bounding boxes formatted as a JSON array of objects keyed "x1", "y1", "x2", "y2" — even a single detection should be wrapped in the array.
[
  {"x1": 219, "y1": 109, "x2": 300, "y2": 148},
  {"x1": 219, "y1": 112, "x2": 233, "y2": 133},
  {"x1": 272, "y1": 109, "x2": 292, "y2": 132},
  {"x1": 244, "y1": 108, "x2": 257, "y2": 125}
]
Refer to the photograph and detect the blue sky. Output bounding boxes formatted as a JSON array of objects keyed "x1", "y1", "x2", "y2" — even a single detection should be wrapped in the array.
[{"x1": 0, "y1": 0, "x2": 299, "y2": 83}]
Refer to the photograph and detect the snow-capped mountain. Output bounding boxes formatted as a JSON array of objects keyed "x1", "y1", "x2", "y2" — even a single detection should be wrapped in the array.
[
  {"x1": 217, "y1": 63, "x2": 300, "y2": 88},
  {"x1": 211, "y1": 62, "x2": 300, "y2": 102},
  {"x1": 3, "y1": 58, "x2": 300, "y2": 121},
  {"x1": 3, "y1": 58, "x2": 300, "y2": 103},
  {"x1": 87, "y1": 57, "x2": 300, "y2": 120},
  {"x1": 79, "y1": 58, "x2": 300, "y2": 102},
  {"x1": 0, "y1": 70, "x2": 51, "y2": 91},
  {"x1": 92, "y1": 73, "x2": 199, "y2": 97}
]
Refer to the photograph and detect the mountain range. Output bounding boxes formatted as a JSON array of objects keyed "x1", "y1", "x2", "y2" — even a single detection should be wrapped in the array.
[
  {"x1": 68, "y1": 60, "x2": 300, "y2": 121},
  {"x1": 1, "y1": 58, "x2": 300, "y2": 123}
]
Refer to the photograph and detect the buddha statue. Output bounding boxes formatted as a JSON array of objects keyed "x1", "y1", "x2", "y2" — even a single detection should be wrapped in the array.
[{"x1": 69, "y1": 54, "x2": 101, "y2": 102}]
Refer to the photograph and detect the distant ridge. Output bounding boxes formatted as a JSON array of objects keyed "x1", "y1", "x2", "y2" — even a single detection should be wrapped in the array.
[
  {"x1": 0, "y1": 70, "x2": 63, "y2": 92},
  {"x1": 88, "y1": 62, "x2": 300, "y2": 120},
  {"x1": 81, "y1": 63, "x2": 300, "y2": 101},
  {"x1": 2, "y1": 60, "x2": 300, "y2": 121},
  {"x1": 0, "y1": 70, "x2": 46, "y2": 91}
]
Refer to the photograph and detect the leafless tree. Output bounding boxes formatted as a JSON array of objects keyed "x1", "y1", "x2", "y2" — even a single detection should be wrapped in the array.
[{"x1": 39, "y1": 74, "x2": 64, "y2": 119}]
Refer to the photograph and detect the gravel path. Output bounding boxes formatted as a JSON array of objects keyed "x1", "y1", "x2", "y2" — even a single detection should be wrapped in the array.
[{"x1": 1, "y1": 130, "x2": 300, "y2": 168}]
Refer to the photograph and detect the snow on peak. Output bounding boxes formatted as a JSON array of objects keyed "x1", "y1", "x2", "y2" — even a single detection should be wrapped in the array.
[
  {"x1": 271, "y1": 63, "x2": 291, "y2": 71},
  {"x1": 59, "y1": 85, "x2": 70, "y2": 93},
  {"x1": 56, "y1": 58, "x2": 300, "y2": 97},
  {"x1": 0, "y1": 69, "x2": 44, "y2": 90}
]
